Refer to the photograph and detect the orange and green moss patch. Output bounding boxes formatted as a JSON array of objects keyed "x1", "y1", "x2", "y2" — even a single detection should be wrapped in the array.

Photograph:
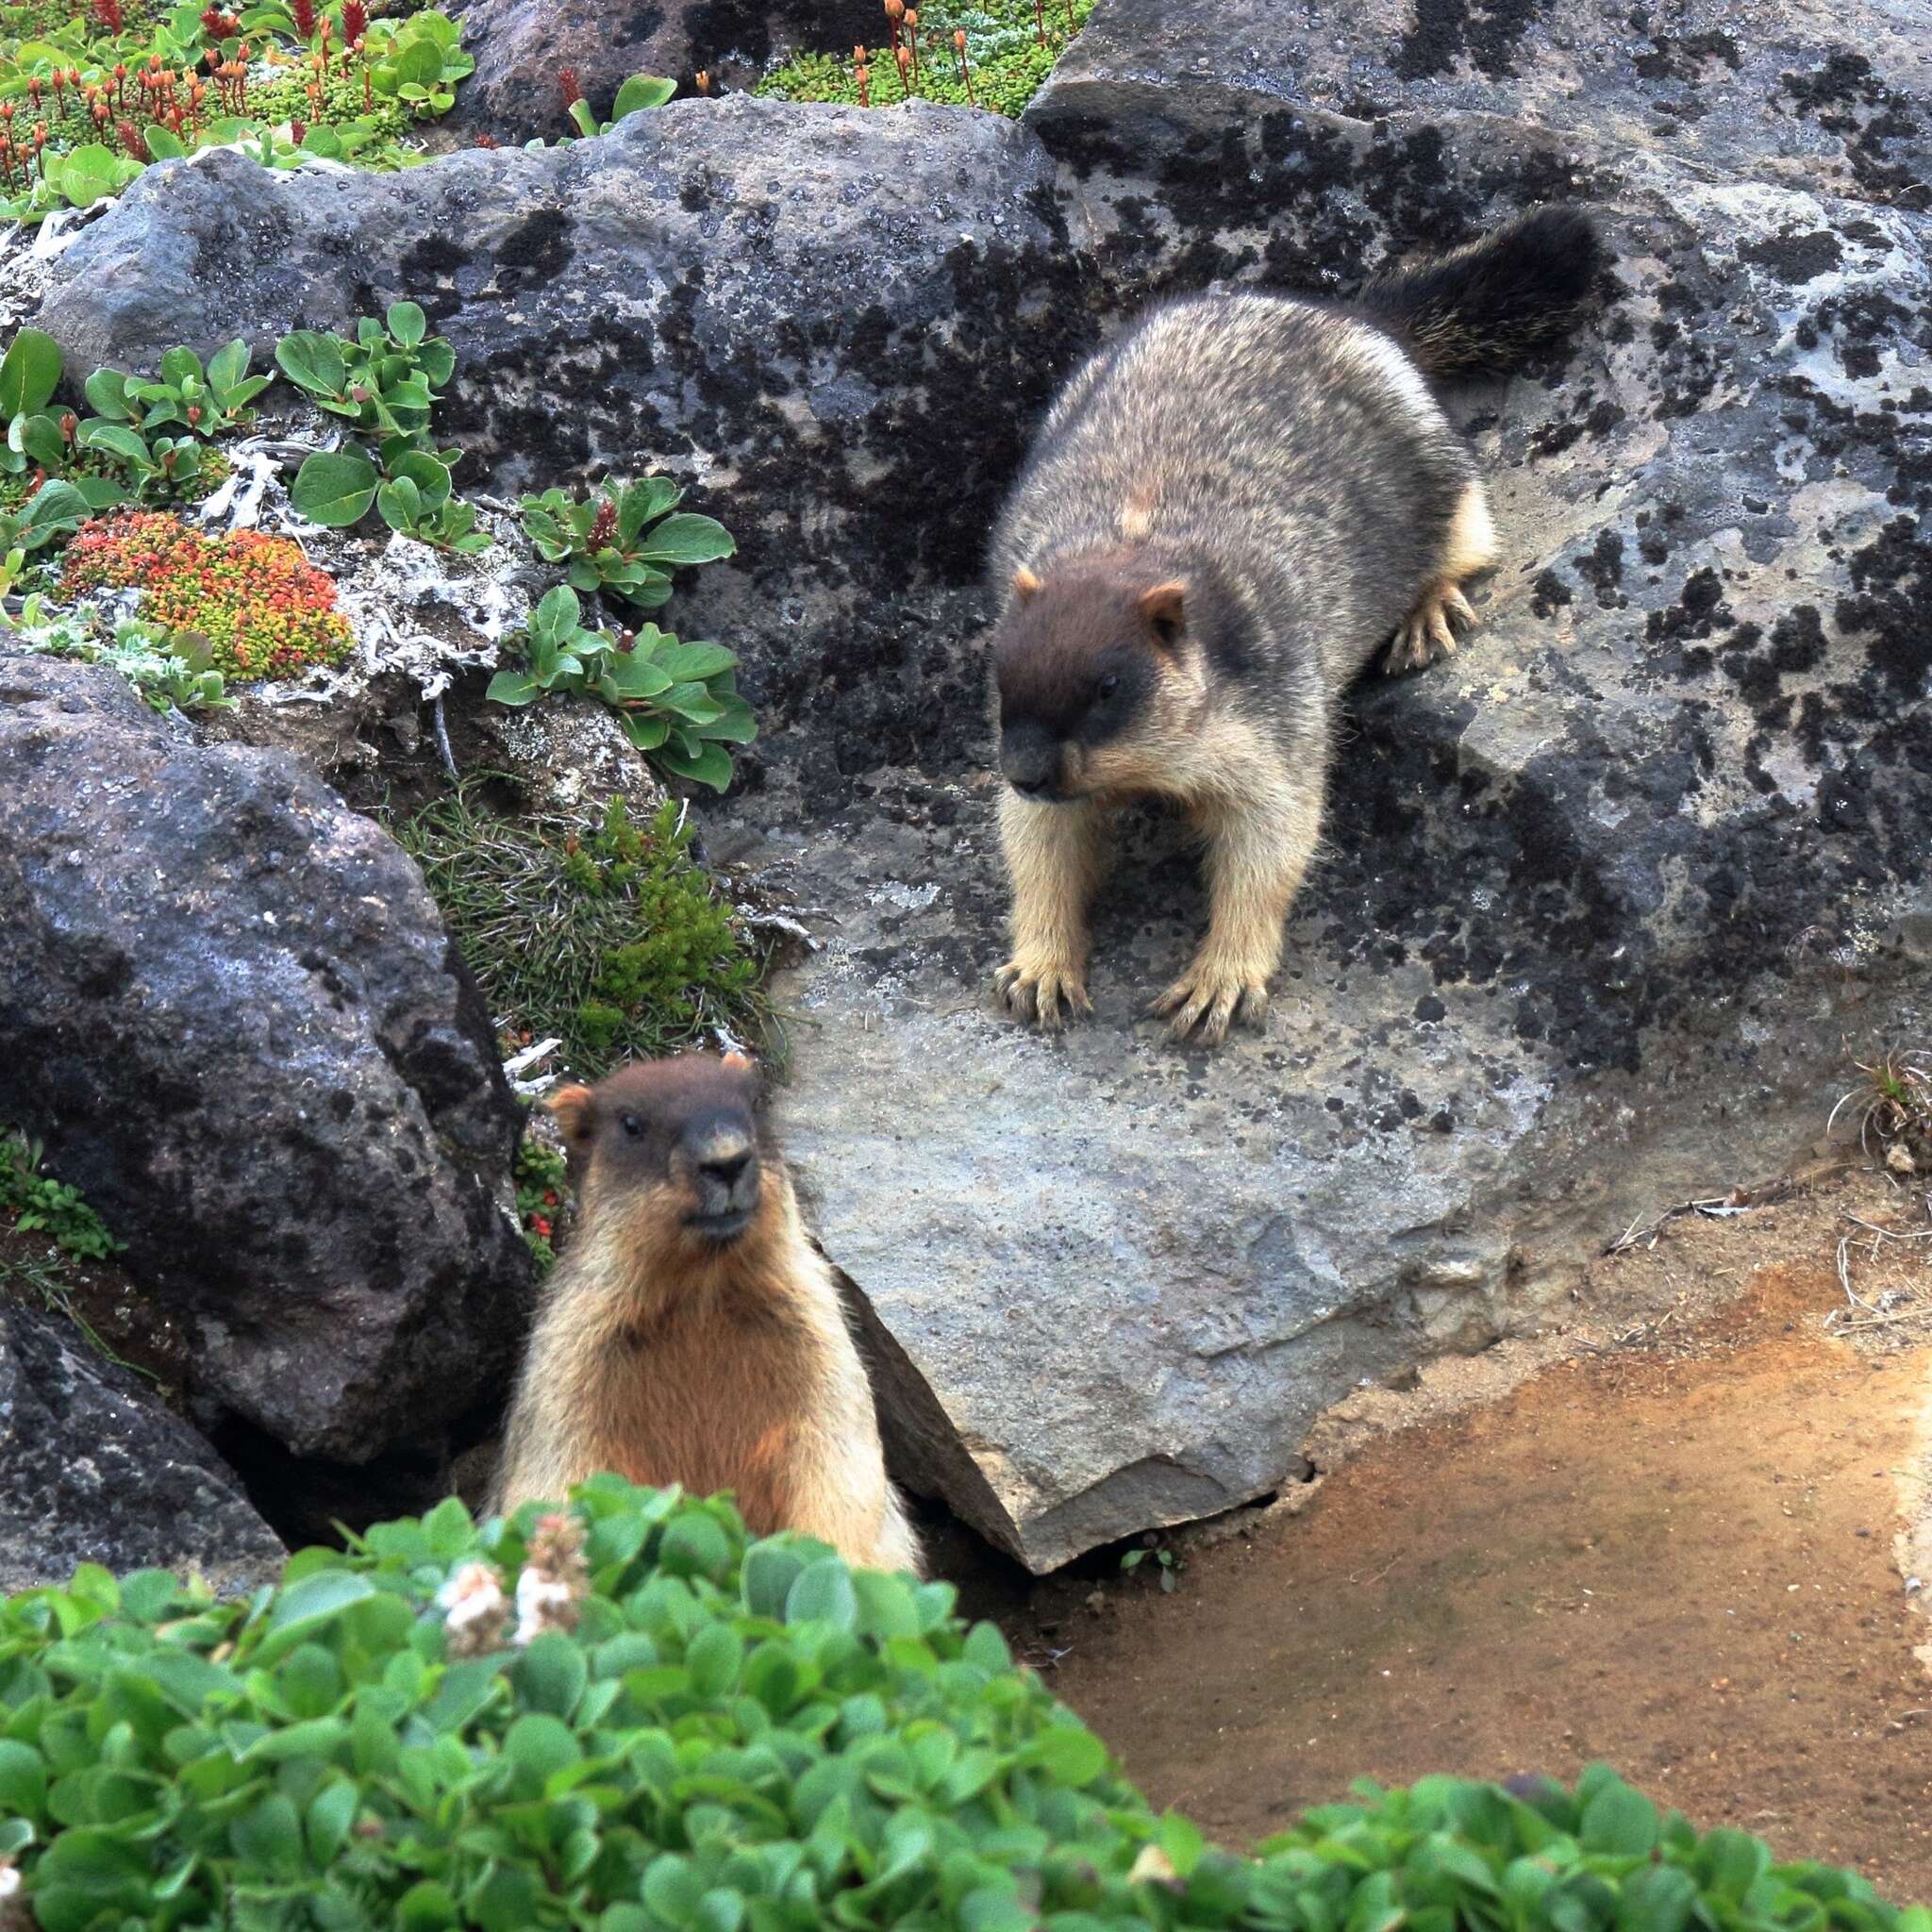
[{"x1": 59, "y1": 511, "x2": 354, "y2": 680}]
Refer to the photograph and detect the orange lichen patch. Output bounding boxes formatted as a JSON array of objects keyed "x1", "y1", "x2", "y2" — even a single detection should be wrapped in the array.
[{"x1": 60, "y1": 511, "x2": 354, "y2": 681}]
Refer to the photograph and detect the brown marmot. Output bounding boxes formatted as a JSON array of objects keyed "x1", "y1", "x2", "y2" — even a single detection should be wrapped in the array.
[
  {"x1": 491, "y1": 1052, "x2": 923, "y2": 1576},
  {"x1": 985, "y1": 206, "x2": 1605, "y2": 1044}
]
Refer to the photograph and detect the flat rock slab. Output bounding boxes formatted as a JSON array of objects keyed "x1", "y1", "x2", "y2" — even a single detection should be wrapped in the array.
[
  {"x1": 0, "y1": 1301, "x2": 284, "y2": 1593},
  {"x1": 0, "y1": 656, "x2": 532, "y2": 1465}
]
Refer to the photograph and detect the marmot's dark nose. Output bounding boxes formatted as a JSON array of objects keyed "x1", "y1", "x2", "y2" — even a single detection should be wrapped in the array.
[
  {"x1": 686, "y1": 1117, "x2": 759, "y2": 1212},
  {"x1": 1000, "y1": 731, "x2": 1060, "y2": 797},
  {"x1": 700, "y1": 1145, "x2": 753, "y2": 1190}
]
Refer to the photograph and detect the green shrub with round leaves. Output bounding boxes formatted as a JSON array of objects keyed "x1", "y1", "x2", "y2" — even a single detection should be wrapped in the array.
[{"x1": 0, "y1": 1476, "x2": 1923, "y2": 1932}]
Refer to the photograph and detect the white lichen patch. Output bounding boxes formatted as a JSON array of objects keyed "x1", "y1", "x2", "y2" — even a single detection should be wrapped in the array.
[{"x1": 158, "y1": 411, "x2": 548, "y2": 712}]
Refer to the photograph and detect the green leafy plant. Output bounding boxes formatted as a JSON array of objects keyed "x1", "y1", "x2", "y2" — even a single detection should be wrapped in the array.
[
  {"x1": 87, "y1": 339, "x2": 272, "y2": 438},
  {"x1": 0, "y1": 1477, "x2": 1925, "y2": 1932},
  {"x1": 4, "y1": 592, "x2": 236, "y2": 713},
  {"x1": 375, "y1": 447, "x2": 491, "y2": 554},
  {"x1": 200, "y1": 119, "x2": 342, "y2": 172},
  {"x1": 394, "y1": 785, "x2": 770, "y2": 1080},
  {"x1": 0, "y1": 325, "x2": 63, "y2": 476},
  {"x1": 42, "y1": 140, "x2": 143, "y2": 208},
  {"x1": 287, "y1": 445, "x2": 379, "y2": 526},
  {"x1": 0, "y1": 330, "x2": 228, "y2": 510},
  {"x1": 366, "y1": 7, "x2": 475, "y2": 116},
  {"x1": 0, "y1": 1128, "x2": 122, "y2": 1261},
  {"x1": 1120, "y1": 1536, "x2": 1181, "y2": 1593},
  {"x1": 0, "y1": 478, "x2": 89, "y2": 591},
  {"x1": 560, "y1": 69, "x2": 675, "y2": 139},
  {"x1": 518, "y1": 475, "x2": 734, "y2": 610},
  {"x1": 275, "y1": 301, "x2": 455, "y2": 452},
  {"x1": 489, "y1": 585, "x2": 755, "y2": 792},
  {"x1": 280, "y1": 303, "x2": 487, "y2": 547},
  {"x1": 0, "y1": 326, "x2": 120, "y2": 500},
  {"x1": 75, "y1": 417, "x2": 213, "y2": 500},
  {"x1": 514, "y1": 1132, "x2": 569, "y2": 1273}
]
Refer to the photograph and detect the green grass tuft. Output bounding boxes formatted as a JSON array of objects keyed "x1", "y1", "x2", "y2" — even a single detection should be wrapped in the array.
[{"x1": 394, "y1": 782, "x2": 774, "y2": 1083}]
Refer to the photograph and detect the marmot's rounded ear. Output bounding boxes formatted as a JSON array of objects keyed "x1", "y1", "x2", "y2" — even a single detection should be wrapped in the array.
[
  {"x1": 721, "y1": 1048, "x2": 769, "y2": 1108},
  {"x1": 544, "y1": 1084, "x2": 595, "y2": 1141},
  {"x1": 1137, "y1": 580, "x2": 1187, "y2": 648},
  {"x1": 1011, "y1": 566, "x2": 1043, "y2": 606}
]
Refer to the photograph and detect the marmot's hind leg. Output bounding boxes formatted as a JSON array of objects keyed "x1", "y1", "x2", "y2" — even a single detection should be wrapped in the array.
[{"x1": 1384, "y1": 476, "x2": 1497, "y2": 675}]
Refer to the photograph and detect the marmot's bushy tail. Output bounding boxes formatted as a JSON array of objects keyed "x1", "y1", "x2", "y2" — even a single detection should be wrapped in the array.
[{"x1": 1352, "y1": 206, "x2": 1605, "y2": 381}]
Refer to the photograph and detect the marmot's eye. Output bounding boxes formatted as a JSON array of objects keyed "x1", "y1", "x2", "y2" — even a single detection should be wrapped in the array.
[
  {"x1": 620, "y1": 1112, "x2": 643, "y2": 1138},
  {"x1": 1096, "y1": 674, "x2": 1119, "y2": 699}
]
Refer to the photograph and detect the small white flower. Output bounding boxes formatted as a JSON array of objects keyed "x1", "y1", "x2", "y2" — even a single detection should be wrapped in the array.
[
  {"x1": 512, "y1": 1565, "x2": 577, "y2": 1647},
  {"x1": 0, "y1": 1866, "x2": 21, "y2": 1900},
  {"x1": 437, "y1": 1560, "x2": 509, "y2": 1651}
]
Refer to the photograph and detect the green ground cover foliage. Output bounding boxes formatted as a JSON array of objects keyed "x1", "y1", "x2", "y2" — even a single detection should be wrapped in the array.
[
  {"x1": 0, "y1": 1126, "x2": 141, "y2": 1369},
  {"x1": 758, "y1": 0, "x2": 1097, "y2": 118},
  {"x1": 0, "y1": 1128, "x2": 119, "y2": 1262},
  {"x1": 0, "y1": 0, "x2": 467, "y2": 225},
  {"x1": 0, "y1": 1477, "x2": 1923, "y2": 1931}
]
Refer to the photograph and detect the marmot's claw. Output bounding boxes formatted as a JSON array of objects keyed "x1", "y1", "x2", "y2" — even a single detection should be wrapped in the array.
[
  {"x1": 994, "y1": 958, "x2": 1091, "y2": 1030},
  {"x1": 1151, "y1": 966, "x2": 1268, "y2": 1045},
  {"x1": 1384, "y1": 581, "x2": 1478, "y2": 675}
]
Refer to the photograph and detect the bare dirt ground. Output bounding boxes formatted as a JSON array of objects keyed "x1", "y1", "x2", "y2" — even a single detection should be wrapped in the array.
[
  {"x1": 0, "y1": 1222, "x2": 192, "y2": 1399},
  {"x1": 969, "y1": 1162, "x2": 1932, "y2": 1900}
]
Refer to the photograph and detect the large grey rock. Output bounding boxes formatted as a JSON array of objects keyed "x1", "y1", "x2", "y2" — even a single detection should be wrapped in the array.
[
  {"x1": 0, "y1": 1301, "x2": 284, "y2": 1592},
  {"x1": 37, "y1": 100, "x2": 1096, "y2": 791},
  {"x1": 443, "y1": 0, "x2": 876, "y2": 143},
  {"x1": 0, "y1": 656, "x2": 534, "y2": 1465},
  {"x1": 726, "y1": 9, "x2": 1932, "y2": 1570}
]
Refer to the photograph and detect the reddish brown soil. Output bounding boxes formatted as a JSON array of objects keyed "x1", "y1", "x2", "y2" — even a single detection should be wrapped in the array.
[
  {"x1": 1006, "y1": 1238, "x2": 1932, "y2": 1899},
  {"x1": 0, "y1": 1222, "x2": 192, "y2": 1397}
]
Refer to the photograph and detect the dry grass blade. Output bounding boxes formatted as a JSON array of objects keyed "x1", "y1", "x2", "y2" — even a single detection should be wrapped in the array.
[{"x1": 1829, "y1": 1043, "x2": 1932, "y2": 1158}]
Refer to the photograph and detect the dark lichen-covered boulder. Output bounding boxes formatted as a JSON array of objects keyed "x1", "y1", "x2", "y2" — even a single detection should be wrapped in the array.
[
  {"x1": 37, "y1": 98, "x2": 1097, "y2": 792},
  {"x1": 441, "y1": 0, "x2": 877, "y2": 144},
  {"x1": 0, "y1": 655, "x2": 533, "y2": 1466},
  {"x1": 0, "y1": 1301, "x2": 284, "y2": 1593},
  {"x1": 1024, "y1": 0, "x2": 1932, "y2": 303}
]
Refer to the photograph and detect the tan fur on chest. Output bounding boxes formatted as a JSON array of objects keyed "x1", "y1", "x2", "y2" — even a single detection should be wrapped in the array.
[{"x1": 584, "y1": 1288, "x2": 817, "y2": 1535}]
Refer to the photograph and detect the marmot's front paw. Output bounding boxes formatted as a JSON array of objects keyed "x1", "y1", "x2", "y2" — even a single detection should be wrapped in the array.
[
  {"x1": 1384, "y1": 581, "x2": 1477, "y2": 675},
  {"x1": 1151, "y1": 960, "x2": 1269, "y2": 1045},
  {"x1": 993, "y1": 955, "x2": 1091, "y2": 1030}
]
